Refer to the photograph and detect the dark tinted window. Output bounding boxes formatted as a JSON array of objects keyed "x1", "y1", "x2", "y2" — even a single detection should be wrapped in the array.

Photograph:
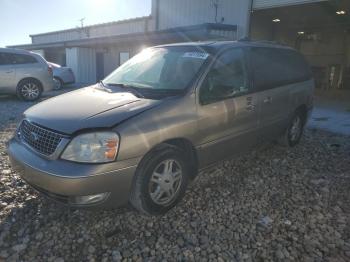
[
  {"x1": 250, "y1": 47, "x2": 312, "y2": 91},
  {"x1": 12, "y1": 53, "x2": 38, "y2": 64},
  {"x1": 200, "y1": 48, "x2": 248, "y2": 104},
  {"x1": 0, "y1": 52, "x2": 14, "y2": 65}
]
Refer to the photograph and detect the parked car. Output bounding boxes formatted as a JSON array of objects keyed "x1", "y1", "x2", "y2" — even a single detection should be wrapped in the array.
[
  {"x1": 8, "y1": 41, "x2": 314, "y2": 215},
  {"x1": 48, "y1": 62, "x2": 75, "y2": 90},
  {"x1": 0, "y1": 48, "x2": 54, "y2": 101}
]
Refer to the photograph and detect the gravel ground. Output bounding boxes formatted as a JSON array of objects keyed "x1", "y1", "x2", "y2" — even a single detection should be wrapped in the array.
[{"x1": 0, "y1": 93, "x2": 349, "y2": 262}]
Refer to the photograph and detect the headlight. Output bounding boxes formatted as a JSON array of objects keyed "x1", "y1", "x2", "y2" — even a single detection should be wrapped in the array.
[{"x1": 61, "y1": 132, "x2": 119, "y2": 163}]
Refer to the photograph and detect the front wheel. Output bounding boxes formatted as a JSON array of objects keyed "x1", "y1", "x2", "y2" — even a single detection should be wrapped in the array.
[
  {"x1": 278, "y1": 111, "x2": 305, "y2": 147},
  {"x1": 129, "y1": 145, "x2": 190, "y2": 216}
]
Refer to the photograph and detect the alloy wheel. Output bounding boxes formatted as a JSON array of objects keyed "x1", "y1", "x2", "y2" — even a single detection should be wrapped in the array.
[
  {"x1": 289, "y1": 116, "x2": 302, "y2": 142},
  {"x1": 21, "y1": 82, "x2": 40, "y2": 100},
  {"x1": 148, "y1": 159, "x2": 183, "y2": 206}
]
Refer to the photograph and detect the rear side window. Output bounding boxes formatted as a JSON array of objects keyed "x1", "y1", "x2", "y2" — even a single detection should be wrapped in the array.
[
  {"x1": 0, "y1": 52, "x2": 14, "y2": 65},
  {"x1": 250, "y1": 47, "x2": 311, "y2": 91},
  {"x1": 12, "y1": 53, "x2": 38, "y2": 64}
]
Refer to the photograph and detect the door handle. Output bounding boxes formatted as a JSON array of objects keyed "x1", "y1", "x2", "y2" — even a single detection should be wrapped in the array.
[
  {"x1": 5, "y1": 71, "x2": 13, "y2": 74},
  {"x1": 263, "y1": 97, "x2": 272, "y2": 104},
  {"x1": 246, "y1": 104, "x2": 256, "y2": 111},
  {"x1": 246, "y1": 96, "x2": 256, "y2": 111}
]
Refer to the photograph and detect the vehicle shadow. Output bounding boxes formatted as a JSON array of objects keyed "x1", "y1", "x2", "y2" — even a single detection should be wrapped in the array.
[
  {"x1": 0, "y1": 192, "x2": 137, "y2": 246},
  {"x1": 0, "y1": 94, "x2": 20, "y2": 102}
]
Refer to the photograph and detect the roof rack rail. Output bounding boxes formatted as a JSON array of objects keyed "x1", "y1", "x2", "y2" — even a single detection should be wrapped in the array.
[
  {"x1": 253, "y1": 40, "x2": 289, "y2": 46},
  {"x1": 238, "y1": 38, "x2": 289, "y2": 46}
]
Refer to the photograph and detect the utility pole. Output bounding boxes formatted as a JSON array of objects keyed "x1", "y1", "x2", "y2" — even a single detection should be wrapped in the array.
[
  {"x1": 76, "y1": 18, "x2": 89, "y2": 38},
  {"x1": 79, "y1": 18, "x2": 85, "y2": 28}
]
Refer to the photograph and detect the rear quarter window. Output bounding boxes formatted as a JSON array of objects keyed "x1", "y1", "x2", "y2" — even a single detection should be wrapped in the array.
[
  {"x1": 250, "y1": 47, "x2": 312, "y2": 91},
  {"x1": 12, "y1": 53, "x2": 38, "y2": 64},
  {"x1": 0, "y1": 52, "x2": 14, "y2": 65}
]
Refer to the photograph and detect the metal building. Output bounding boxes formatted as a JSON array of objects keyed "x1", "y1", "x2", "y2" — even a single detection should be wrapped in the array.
[
  {"x1": 251, "y1": 0, "x2": 350, "y2": 90},
  {"x1": 10, "y1": 0, "x2": 350, "y2": 89}
]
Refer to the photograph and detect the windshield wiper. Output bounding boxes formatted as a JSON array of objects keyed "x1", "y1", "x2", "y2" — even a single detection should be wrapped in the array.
[
  {"x1": 96, "y1": 80, "x2": 112, "y2": 93},
  {"x1": 106, "y1": 83, "x2": 145, "y2": 98}
]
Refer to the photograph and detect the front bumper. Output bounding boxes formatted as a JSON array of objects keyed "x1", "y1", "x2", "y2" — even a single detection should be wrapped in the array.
[{"x1": 7, "y1": 138, "x2": 140, "y2": 208}]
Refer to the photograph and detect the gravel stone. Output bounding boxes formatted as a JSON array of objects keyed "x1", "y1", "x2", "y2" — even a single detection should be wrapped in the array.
[
  {"x1": 258, "y1": 216, "x2": 273, "y2": 228},
  {"x1": 0, "y1": 93, "x2": 349, "y2": 261},
  {"x1": 275, "y1": 249, "x2": 284, "y2": 260},
  {"x1": 35, "y1": 232, "x2": 43, "y2": 240},
  {"x1": 12, "y1": 243, "x2": 27, "y2": 252},
  {"x1": 88, "y1": 245, "x2": 96, "y2": 253},
  {"x1": 0, "y1": 250, "x2": 9, "y2": 258}
]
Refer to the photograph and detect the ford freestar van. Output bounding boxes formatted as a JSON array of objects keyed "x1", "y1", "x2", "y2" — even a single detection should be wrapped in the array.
[{"x1": 8, "y1": 41, "x2": 314, "y2": 215}]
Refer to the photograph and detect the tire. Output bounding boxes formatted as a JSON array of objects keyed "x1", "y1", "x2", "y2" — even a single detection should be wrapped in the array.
[
  {"x1": 278, "y1": 111, "x2": 305, "y2": 147},
  {"x1": 129, "y1": 145, "x2": 190, "y2": 216},
  {"x1": 53, "y1": 77, "x2": 63, "y2": 90},
  {"x1": 17, "y1": 79, "x2": 42, "y2": 101}
]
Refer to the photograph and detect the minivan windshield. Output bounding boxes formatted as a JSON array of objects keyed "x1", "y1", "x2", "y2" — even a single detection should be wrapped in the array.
[{"x1": 103, "y1": 47, "x2": 209, "y2": 93}]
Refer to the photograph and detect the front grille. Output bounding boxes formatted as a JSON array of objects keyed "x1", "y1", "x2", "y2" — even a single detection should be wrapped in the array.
[{"x1": 19, "y1": 120, "x2": 64, "y2": 156}]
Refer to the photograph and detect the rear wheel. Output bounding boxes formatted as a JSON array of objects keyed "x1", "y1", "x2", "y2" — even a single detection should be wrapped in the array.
[
  {"x1": 129, "y1": 145, "x2": 190, "y2": 216},
  {"x1": 17, "y1": 79, "x2": 42, "y2": 101},
  {"x1": 278, "y1": 111, "x2": 305, "y2": 147}
]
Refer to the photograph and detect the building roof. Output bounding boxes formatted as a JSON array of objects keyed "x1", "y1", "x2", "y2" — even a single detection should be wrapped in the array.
[
  {"x1": 0, "y1": 47, "x2": 39, "y2": 54},
  {"x1": 9, "y1": 23, "x2": 238, "y2": 50},
  {"x1": 29, "y1": 16, "x2": 152, "y2": 37}
]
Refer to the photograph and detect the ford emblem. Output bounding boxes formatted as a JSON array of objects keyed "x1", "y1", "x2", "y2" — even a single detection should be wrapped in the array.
[{"x1": 30, "y1": 132, "x2": 39, "y2": 142}]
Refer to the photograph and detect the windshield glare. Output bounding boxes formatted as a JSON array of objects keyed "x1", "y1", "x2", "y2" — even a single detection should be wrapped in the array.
[{"x1": 104, "y1": 47, "x2": 209, "y2": 91}]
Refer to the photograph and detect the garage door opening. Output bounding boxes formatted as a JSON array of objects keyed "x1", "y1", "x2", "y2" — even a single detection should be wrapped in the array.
[{"x1": 250, "y1": 0, "x2": 350, "y2": 91}]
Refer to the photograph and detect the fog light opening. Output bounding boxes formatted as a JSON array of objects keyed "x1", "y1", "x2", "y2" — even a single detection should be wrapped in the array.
[{"x1": 71, "y1": 192, "x2": 110, "y2": 205}]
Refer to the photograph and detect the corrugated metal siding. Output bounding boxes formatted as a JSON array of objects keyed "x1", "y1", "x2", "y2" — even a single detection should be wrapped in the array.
[
  {"x1": 253, "y1": 0, "x2": 328, "y2": 10},
  {"x1": 66, "y1": 48, "x2": 79, "y2": 80},
  {"x1": 78, "y1": 48, "x2": 96, "y2": 84},
  {"x1": 32, "y1": 31, "x2": 82, "y2": 44},
  {"x1": 89, "y1": 20, "x2": 147, "y2": 38},
  {"x1": 103, "y1": 44, "x2": 143, "y2": 77},
  {"x1": 66, "y1": 47, "x2": 96, "y2": 83},
  {"x1": 32, "y1": 19, "x2": 149, "y2": 44},
  {"x1": 157, "y1": 0, "x2": 250, "y2": 38}
]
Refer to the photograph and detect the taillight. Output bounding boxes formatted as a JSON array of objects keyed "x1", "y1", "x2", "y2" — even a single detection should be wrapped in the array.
[{"x1": 48, "y1": 66, "x2": 53, "y2": 75}]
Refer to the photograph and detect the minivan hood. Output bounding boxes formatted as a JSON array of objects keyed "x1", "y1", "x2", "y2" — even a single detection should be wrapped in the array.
[{"x1": 24, "y1": 85, "x2": 161, "y2": 134}]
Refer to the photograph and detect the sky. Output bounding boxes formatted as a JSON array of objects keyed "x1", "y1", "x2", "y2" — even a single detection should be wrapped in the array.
[{"x1": 0, "y1": 0, "x2": 152, "y2": 47}]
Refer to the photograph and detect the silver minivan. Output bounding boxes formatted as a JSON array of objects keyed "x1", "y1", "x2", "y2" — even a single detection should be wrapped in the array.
[
  {"x1": 0, "y1": 48, "x2": 54, "y2": 101},
  {"x1": 8, "y1": 41, "x2": 314, "y2": 215}
]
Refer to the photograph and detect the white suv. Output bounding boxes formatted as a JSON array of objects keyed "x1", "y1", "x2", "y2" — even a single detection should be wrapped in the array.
[{"x1": 0, "y1": 48, "x2": 54, "y2": 101}]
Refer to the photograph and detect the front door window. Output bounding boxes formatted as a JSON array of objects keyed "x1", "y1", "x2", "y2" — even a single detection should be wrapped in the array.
[{"x1": 200, "y1": 48, "x2": 248, "y2": 105}]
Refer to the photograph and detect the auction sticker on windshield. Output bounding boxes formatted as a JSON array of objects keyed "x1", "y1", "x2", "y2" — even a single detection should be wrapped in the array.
[{"x1": 183, "y1": 52, "x2": 209, "y2": 59}]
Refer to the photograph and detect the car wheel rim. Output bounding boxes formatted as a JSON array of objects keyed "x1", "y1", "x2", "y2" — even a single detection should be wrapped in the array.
[
  {"x1": 53, "y1": 78, "x2": 61, "y2": 90},
  {"x1": 149, "y1": 159, "x2": 183, "y2": 206},
  {"x1": 290, "y1": 116, "x2": 302, "y2": 142},
  {"x1": 21, "y1": 83, "x2": 40, "y2": 100}
]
